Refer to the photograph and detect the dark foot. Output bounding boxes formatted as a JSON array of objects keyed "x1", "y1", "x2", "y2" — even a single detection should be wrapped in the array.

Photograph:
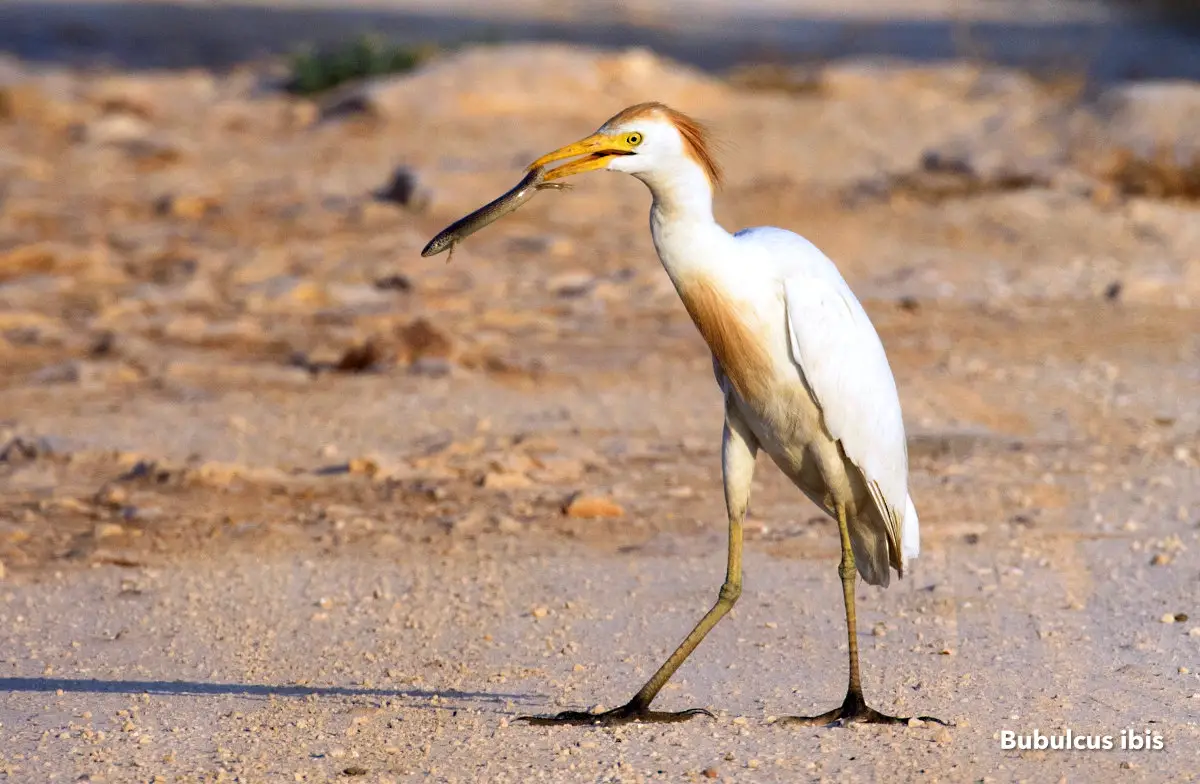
[
  {"x1": 777, "y1": 690, "x2": 950, "y2": 728},
  {"x1": 518, "y1": 700, "x2": 715, "y2": 727}
]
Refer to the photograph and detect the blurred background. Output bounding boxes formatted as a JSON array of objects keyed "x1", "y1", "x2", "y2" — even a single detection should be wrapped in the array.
[
  {"x1": 2, "y1": 1, "x2": 1198, "y2": 781},
  {"x1": 2, "y1": 0, "x2": 1200, "y2": 80}
]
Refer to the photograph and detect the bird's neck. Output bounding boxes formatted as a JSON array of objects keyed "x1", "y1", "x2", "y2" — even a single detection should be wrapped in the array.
[{"x1": 639, "y1": 164, "x2": 732, "y2": 283}]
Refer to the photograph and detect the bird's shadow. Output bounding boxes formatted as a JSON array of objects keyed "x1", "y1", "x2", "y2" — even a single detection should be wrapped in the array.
[{"x1": 0, "y1": 676, "x2": 538, "y2": 710}]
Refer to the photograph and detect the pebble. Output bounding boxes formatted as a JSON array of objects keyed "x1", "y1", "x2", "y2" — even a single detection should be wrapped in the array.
[
  {"x1": 374, "y1": 166, "x2": 430, "y2": 212},
  {"x1": 564, "y1": 495, "x2": 625, "y2": 519},
  {"x1": 546, "y1": 272, "x2": 596, "y2": 298}
]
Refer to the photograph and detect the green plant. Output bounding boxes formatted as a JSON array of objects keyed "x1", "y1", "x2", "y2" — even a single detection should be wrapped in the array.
[{"x1": 286, "y1": 34, "x2": 430, "y2": 96}]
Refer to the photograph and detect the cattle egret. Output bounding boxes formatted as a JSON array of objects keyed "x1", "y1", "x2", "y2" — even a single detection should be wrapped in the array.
[{"x1": 518, "y1": 103, "x2": 944, "y2": 727}]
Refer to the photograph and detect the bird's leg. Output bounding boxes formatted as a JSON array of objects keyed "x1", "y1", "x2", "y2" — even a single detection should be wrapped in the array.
[
  {"x1": 520, "y1": 413, "x2": 757, "y2": 727},
  {"x1": 521, "y1": 505, "x2": 742, "y2": 726},
  {"x1": 779, "y1": 504, "x2": 948, "y2": 727}
]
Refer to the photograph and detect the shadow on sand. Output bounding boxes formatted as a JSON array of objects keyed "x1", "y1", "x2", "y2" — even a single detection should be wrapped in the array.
[
  {"x1": 0, "y1": 1, "x2": 1198, "y2": 83},
  {"x1": 0, "y1": 676, "x2": 538, "y2": 706}
]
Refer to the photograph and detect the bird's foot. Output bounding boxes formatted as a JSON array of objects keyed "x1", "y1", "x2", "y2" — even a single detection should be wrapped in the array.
[
  {"x1": 518, "y1": 700, "x2": 715, "y2": 727},
  {"x1": 777, "y1": 690, "x2": 950, "y2": 728}
]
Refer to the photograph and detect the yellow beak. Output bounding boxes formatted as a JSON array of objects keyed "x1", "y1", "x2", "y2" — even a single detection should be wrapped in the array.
[{"x1": 528, "y1": 132, "x2": 636, "y2": 181}]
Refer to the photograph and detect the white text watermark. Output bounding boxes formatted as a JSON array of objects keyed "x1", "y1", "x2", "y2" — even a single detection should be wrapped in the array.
[{"x1": 1000, "y1": 729, "x2": 1165, "y2": 751}]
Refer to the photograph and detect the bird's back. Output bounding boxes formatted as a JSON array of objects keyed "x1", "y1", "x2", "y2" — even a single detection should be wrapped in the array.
[{"x1": 729, "y1": 226, "x2": 919, "y2": 585}]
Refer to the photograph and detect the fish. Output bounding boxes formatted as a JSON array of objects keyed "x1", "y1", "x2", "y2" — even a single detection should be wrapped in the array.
[{"x1": 420, "y1": 166, "x2": 570, "y2": 259}]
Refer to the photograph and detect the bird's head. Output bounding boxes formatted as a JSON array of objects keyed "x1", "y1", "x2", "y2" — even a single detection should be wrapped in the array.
[{"x1": 529, "y1": 102, "x2": 721, "y2": 192}]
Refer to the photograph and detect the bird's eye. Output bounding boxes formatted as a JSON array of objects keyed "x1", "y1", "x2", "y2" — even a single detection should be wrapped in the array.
[{"x1": 626, "y1": 132, "x2": 643, "y2": 146}]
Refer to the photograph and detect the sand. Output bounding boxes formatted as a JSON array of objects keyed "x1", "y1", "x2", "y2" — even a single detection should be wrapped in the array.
[{"x1": 1, "y1": 7, "x2": 1198, "y2": 781}]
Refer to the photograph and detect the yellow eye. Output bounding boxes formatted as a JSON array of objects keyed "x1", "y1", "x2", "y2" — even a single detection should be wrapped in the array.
[{"x1": 626, "y1": 132, "x2": 643, "y2": 146}]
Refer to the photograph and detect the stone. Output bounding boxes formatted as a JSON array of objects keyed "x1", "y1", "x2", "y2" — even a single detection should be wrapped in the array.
[
  {"x1": 563, "y1": 494, "x2": 624, "y2": 519},
  {"x1": 546, "y1": 272, "x2": 596, "y2": 298},
  {"x1": 374, "y1": 166, "x2": 431, "y2": 212}
]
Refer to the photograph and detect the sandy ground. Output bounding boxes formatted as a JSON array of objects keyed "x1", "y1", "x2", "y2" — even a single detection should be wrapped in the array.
[{"x1": 1, "y1": 16, "x2": 1200, "y2": 784}]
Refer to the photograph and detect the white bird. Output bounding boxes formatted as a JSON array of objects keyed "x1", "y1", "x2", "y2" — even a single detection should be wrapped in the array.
[{"x1": 518, "y1": 102, "x2": 943, "y2": 727}]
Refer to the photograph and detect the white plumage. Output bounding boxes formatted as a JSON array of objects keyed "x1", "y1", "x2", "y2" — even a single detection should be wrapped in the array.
[{"x1": 520, "y1": 102, "x2": 942, "y2": 727}]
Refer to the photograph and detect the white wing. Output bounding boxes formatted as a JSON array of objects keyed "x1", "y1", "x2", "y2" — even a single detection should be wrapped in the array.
[{"x1": 768, "y1": 237, "x2": 919, "y2": 579}]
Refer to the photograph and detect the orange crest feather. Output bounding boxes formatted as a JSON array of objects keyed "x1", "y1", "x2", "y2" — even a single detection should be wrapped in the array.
[{"x1": 603, "y1": 102, "x2": 722, "y2": 188}]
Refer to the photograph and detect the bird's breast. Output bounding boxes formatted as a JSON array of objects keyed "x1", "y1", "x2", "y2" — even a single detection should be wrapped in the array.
[{"x1": 674, "y1": 273, "x2": 781, "y2": 406}]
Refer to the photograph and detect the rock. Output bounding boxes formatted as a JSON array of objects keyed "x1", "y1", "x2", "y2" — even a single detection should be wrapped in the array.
[
  {"x1": 332, "y1": 342, "x2": 383, "y2": 373},
  {"x1": 546, "y1": 271, "x2": 596, "y2": 298},
  {"x1": 374, "y1": 166, "x2": 431, "y2": 212},
  {"x1": 563, "y1": 494, "x2": 624, "y2": 519}
]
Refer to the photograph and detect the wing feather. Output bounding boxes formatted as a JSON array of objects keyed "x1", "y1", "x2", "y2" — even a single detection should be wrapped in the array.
[{"x1": 782, "y1": 275, "x2": 918, "y2": 576}]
